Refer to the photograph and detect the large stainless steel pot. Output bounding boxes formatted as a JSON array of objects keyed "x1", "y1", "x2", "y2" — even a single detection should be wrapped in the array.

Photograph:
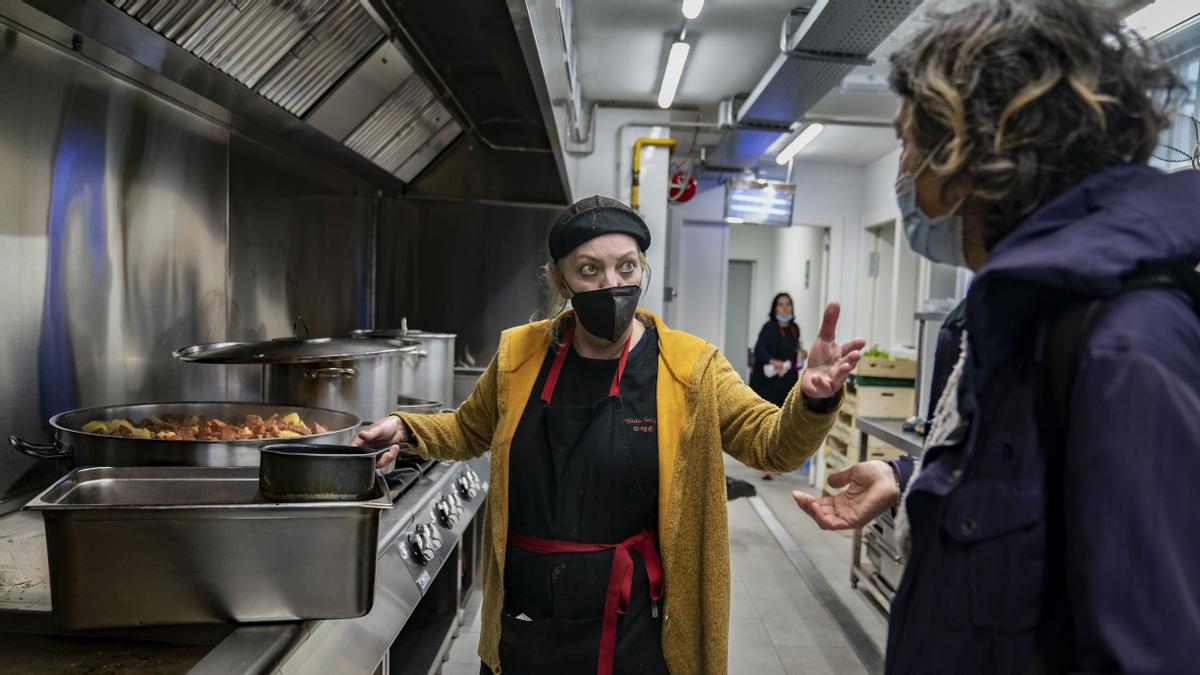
[
  {"x1": 175, "y1": 337, "x2": 421, "y2": 424},
  {"x1": 8, "y1": 402, "x2": 361, "y2": 468},
  {"x1": 353, "y1": 320, "x2": 455, "y2": 408}
]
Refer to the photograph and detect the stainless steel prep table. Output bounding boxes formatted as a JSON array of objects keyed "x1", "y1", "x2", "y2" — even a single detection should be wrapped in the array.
[
  {"x1": 849, "y1": 417, "x2": 924, "y2": 614},
  {"x1": 0, "y1": 456, "x2": 490, "y2": 674}
]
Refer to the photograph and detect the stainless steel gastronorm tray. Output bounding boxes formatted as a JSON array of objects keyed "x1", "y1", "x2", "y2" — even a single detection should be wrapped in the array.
[{"x1": 27, "y1": 466, "x2": 391, "y2": 629}]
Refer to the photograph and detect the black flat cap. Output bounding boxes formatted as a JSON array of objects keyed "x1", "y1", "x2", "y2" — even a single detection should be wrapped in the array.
[{"x1": 548, "y1": 195, "x2": 651, "y2": 261}]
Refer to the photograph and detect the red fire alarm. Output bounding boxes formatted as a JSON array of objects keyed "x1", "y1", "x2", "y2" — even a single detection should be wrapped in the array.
[{"x1": 668, "y1": 171, "x2": 697, "y2": 203}]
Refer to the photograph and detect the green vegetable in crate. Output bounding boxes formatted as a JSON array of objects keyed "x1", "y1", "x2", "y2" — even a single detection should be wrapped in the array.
[{"x1": 862, "y1": 345, "x2": 893, "y2": 360}]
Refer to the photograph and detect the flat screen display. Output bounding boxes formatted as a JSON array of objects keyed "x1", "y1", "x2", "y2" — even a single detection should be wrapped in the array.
[{"x1": 723, "y1": 179, "x2": 795, "y2": 226}]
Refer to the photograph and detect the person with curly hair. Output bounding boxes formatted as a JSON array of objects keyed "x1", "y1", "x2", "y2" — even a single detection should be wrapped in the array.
[{"x1": 793, "y1": 1, "x2": 1200, "y2": 673}]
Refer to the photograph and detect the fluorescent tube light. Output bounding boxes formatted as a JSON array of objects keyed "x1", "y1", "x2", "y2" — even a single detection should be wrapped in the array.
[
  {"x1": 657, "y1": 41, "x2": 690, "y2": 109},
  {"x1": 1125, "y1": 1, "x2": 1200, "y2": 38},
  {"x1": 682, "y1": 0, "x2": 704, "y2": 20},
  {"x1": 775, "y1": 124, "x2": 824, "y2": 165}
]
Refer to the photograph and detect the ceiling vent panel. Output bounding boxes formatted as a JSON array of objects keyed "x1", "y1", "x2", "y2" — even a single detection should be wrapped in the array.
[
  {"x1": 255, "y1": 3, "x2": 385, "y2": 116},
  {"x1": 110, "y1": 0, "x2": 343, "y2": 91},
  {"x1": 737, "y1": 0, "x2": 919, "y2": 125},
  {"x1": 343, "y1": 74, "x2": 462, "y2": 182}
]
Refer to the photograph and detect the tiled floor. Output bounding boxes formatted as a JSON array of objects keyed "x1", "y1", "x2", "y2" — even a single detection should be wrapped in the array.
[{"x1": 438, "y1": 457, "x2": 887, "y2": 674}]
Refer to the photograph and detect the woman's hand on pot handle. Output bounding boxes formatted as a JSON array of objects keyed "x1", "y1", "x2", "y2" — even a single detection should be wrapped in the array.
[
  {"x1": 800, "y1": 302, "x2": 865, "y2": 400},
  {"x1": 352, "y1": 415, "x2": 411, "y2": 468},
  {"x1": 792, "y1": 460, "x2": 899, "y2": 530}
]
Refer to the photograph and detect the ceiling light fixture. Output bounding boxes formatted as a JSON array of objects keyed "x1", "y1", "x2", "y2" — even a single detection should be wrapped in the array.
[
  {"x1": 775, "y1": 123, "x2": 824, "y2": 164},
  {"x1": 682, "y1": 0, "x2": 705, "y2": 20},
  {"x1": 657, "y1": 40, "x2": 691, "y2": 109}
]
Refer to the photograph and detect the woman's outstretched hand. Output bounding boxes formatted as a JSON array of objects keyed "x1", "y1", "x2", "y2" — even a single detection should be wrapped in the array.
[
  {"x1": 792, "y1": 461, "x2": 899, "y2": 530},
  {"x1": 800, "y1": 302, "x2": 866, "y2": 400}
]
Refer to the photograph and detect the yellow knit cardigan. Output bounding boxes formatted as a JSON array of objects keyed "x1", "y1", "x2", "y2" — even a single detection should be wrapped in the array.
[{"x1": 396, "y1": 310, "x2": 838, "y2": 674}]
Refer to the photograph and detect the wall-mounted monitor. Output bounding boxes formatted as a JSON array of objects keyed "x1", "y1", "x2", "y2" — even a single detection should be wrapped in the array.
[{"x1": 723, "y1": 179, "x2": 795, "y2": 227}]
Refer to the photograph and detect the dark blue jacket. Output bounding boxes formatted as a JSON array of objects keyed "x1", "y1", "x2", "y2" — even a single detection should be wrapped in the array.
[{"x1": 887, "y1": 164, "x2": 1200, "y2": 674}]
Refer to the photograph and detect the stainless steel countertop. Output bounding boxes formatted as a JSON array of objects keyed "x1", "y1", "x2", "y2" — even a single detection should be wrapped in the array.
[
  {"x1": 855, "y1": 417, "x2": 925, "y2": 457},
  {"x1": 0, "y1": 455, "x2": 490, "y2": 674}
]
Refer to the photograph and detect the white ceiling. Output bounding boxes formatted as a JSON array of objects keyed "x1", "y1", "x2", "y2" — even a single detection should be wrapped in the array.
[
  {"x1": 566, "y1": 0, "x2": 1145, "y2": 167},
  {"x1": 573, "y1": 0, "x2": 801, "y2": 107}
]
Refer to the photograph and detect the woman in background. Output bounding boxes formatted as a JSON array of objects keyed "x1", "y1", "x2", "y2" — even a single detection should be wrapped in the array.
[{"x1": 749, "y1": 293, "x2": 807, "y2": 479}]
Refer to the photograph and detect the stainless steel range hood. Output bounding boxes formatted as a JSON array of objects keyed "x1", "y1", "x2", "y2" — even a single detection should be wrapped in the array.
[{"x1": 104, "y1": 0, "x2": 463, "y2": 186}]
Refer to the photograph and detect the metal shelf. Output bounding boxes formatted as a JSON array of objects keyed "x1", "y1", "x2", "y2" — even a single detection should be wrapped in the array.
[{"x1": 848, "y1": 417, "x2": 923, "y2": 617}]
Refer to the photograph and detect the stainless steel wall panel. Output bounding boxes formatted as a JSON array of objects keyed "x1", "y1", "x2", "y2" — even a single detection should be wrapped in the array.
[
  {"x1": 376, "y1": 199, "x2": 559, "y2": 364},
  {"x1": 0, "y1": 22, "x2": 229, "y2": 495},
  {"x1": 225, "y1": 134, "x2": 377, "y2": 402}
]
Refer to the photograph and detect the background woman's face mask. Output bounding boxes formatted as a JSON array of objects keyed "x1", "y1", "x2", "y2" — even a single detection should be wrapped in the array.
[{"x1": 895, "y1": 146, "x2": 969, "y2": 268}]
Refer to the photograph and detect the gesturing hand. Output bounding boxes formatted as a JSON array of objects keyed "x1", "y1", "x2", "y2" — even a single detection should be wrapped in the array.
[
  {"x1": 791, "y1": 461, "x2": 899, "y2": 530},
  {"x1": 801, "y1": 302, "x2": 866, "y2": 400}
]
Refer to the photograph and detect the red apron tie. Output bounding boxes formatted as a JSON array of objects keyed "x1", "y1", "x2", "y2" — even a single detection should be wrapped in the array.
[
  {"x1": 540, "y1": 321, "x2": 632, "y2": 404},
  {"x1": 508, "y1": 529, "x2": 664, "y2": 675}
]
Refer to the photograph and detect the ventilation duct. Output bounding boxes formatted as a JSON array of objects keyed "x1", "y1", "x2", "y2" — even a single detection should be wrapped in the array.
[{"x1": 708, "y1": 0, "x2": 919, "y2": 168}]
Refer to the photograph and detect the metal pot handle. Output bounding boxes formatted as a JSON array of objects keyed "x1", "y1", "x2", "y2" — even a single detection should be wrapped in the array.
[
  {"x1": 401, "y1": 350, "x2": 428, "y2": 364},
  {"x1": 9, "y1": 435, "x2": 70, "y2": 460},
  {"x1": 306, "y1": 366, "x2": 358, "y2": 380}
]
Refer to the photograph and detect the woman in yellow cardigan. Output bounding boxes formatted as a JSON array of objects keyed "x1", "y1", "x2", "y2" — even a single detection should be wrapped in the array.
[{"x1": 354, "y1": 195, "x2": 864, "y2": 675}]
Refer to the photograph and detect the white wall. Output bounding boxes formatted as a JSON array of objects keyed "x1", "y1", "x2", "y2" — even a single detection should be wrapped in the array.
[
  {"x1": 862, "y1": 148, "x2": 902, "y2": 228},
  {"x1": 785, "y1": 163, "x2": 867, "y2": 341},
  {"x1": 771, "y1": 224, "x2": 826, "y2": 348},
  {"x1": 560, "y1": 107, "x2": 673, "y2": 317}
]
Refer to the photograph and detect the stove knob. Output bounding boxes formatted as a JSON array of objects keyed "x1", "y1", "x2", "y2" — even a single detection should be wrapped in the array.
[
  {"x1": 436, "y1": 498, "x2": 459, "y2": 528},
  {"x1": 428, "y1": 523, "x2": 443, "y2": 550},
  {"x1": 457, "y1": 474, "x2": 476, "y2": 501},
  {"x1": 409, "y1": 530, "x2": 434, "y2": 565}
]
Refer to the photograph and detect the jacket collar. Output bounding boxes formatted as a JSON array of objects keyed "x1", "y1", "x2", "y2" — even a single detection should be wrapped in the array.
[{"x1": 502, "y1": 309, "x2": 703, "y2": 386}]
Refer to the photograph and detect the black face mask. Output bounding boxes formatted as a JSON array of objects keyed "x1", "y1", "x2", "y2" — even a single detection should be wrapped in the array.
[{"x1": 568, "y1": 284, "x2": 642, "y2": 344}]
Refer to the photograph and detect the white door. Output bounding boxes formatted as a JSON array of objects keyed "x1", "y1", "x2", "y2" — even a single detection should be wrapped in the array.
[{"x1": 673, "y1": 221, "x2": 728, "y2": 347}]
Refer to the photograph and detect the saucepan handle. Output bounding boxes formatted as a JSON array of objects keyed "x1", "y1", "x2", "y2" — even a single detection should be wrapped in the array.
[
  {"x1": 401, "y1": 350, "x2": 428, "y2": 364},
  {"x1": 9, "y1": 435, "x2": 70, "y2": 460},
  {"x1": 306, "y1": 366, "x2": 358, "y2": 380}
]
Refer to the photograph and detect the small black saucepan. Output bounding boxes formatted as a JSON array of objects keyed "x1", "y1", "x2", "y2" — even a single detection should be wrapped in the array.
[{"x1": 259, "y1": 444, "x2": 386, "y2": 502}]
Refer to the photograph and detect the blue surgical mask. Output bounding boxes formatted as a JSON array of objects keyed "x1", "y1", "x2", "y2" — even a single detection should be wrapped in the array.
[
  {"x1": 895, "y1": 148, "x2": 968, "y2": 268},
  {"x1": 775, "y1": 313, "x2": 793, "y2": 323}
]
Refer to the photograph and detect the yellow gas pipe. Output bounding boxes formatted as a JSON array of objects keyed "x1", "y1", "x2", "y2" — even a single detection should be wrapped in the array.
[{"x1": 630, "y1": 138, "x2": 677, "y2": 210}]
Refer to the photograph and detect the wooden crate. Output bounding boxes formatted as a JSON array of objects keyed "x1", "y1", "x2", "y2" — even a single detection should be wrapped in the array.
[
  {"x1": 853, "y1": 385, "x2": 914, "y2": 419},
  {"x1": 825, "y1": 442, "x2": 851, "y2": 470},
  {"x1": 856, "y1": 357, "x2": 917, "y2": 380},
  {"x1": 829, "y1": 420, "x2": 852, "y2": 446},
  {"x1": 842, "y1": 392, "x2": 858, "y2": 416},
  {"x1": 867, "y1": 445, "x2": 909, "y2": 462}
]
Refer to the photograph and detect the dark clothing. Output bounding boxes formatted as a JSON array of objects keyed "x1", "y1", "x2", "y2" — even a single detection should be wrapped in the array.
[
  {"x1": 502, "y1": 324, "x2": 666, "y2": 675},
  {"x1": 924, "y1": 298, "x2": 967, "y2": 420},
  {"x1": 886, "y1": 164, "x2": 1200, "y2": 675},
  {"x1": 749, "y1": 320, "x2": 801, "y2": 406}
]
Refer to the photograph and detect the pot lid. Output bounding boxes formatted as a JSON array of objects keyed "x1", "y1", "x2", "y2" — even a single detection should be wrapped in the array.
[
  {"x1": 351, "y1": 316, "x2": 455, "y2": 340},
  {"x1": 174, "y1": 337, "x2": 420, "y2": 364},
  {"x1": 352, "y1": 328, "x2": 456, "y2": 339}
]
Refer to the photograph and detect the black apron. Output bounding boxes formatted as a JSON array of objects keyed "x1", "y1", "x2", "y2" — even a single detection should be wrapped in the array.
[{"x1": 496, "y1": 321, "x2": 666, "y2": 675}]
